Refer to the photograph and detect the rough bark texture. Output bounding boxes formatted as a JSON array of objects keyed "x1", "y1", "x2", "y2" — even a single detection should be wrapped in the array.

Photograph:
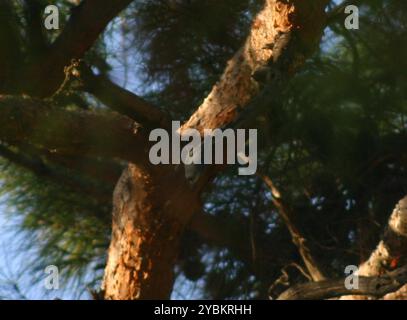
[
  {"x1": 277, "y1": 264, "x2": 407, "y2": 300},
  {"x1": 102, "y1": 165, "x2": 200, "y2": 299},
  {"x1": 182, "y1": 0, "x2": 328, "y2": 132},
  {"x1": 101, "y1": 0, "x2": 329, "y2": 299},
  {"x1": 1, "y1": 0, "x2": 404, "y2": 301},
  {"x1": 0, "y1": 95, "x2": 150, "y2": 166},
  {"x1": 341, "y1": 196, "x2": 407, "y2": 300},
  {"x1": 22, "y1": 0, "x2": 133, "y2": 97},
  {"x1": 0, "y1": 0, "x2": 329, "y2": 300},
  {"x1": 276, "y1": 195, "x2": 407, "y2": 300}
]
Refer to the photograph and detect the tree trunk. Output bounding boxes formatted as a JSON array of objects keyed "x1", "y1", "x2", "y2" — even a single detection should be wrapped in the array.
[
  {"x1": 102, "y1": 164, "x2": 199, "y2": 299},
  {"x1": 101, "y1": 0, "x2": 329, "y2": 300}
]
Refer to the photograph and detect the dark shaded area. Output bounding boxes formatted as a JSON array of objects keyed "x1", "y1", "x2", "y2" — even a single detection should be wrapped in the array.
[{"x1": 0, "y1": 0, "x2": 406, "y2": 299}]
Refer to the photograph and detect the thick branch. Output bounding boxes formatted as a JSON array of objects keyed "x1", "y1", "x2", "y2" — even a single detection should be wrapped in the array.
[
  {"x1": 340, "y1": 195, "x2": 407, "y2": 299},
  {"x1": 183, "y1": 0, "x2": 329, "y2": 132},
  {"x1": 182, "y1": 0, "x2": 329, "y2": 191},
  {"x1": 23, "y1": 0, "x2": 47, "y2": 56},
  {"x1": 42, "y1": 152, "x2": 123, "y2": 185},
  {"x1": 23, "y1": 0, "x2": 133, "y2": 96},
  {"x1": 101, "y1": 0, "x2": 331, "y2": 300},
  {"x1": 0, "y1": 144, "x2": 112, "y2": 204},
  {"x1": 277, "y1": 196, "x2": 407, "y2": 300},
  {"x1": 0, "y1": 95, "x2": 150, "y2": 167},
  {"x1": 11, "y1": 141, "x2": 122, "y2": 186},
  {"x1": 0, "y1": 1, "x2": 23, "y2": 92},
  {"x1": 187, "y1": 0, "x2": 331, "y2": 284},
  {"x1": 80, "y1": 67, "x2": 170, "y2": 128},
  {"x1": 277, "y1": 264, "x2": 407, "y2": 300}
]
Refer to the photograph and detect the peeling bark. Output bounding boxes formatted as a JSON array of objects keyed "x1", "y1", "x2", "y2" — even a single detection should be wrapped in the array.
[{"x1": 183, "y1": 0, "x2": 328, "y2": 132}]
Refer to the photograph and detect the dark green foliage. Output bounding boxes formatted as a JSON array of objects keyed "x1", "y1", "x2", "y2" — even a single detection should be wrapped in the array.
[
  {"x1": 0, "y1": 158, "x2": 111, "y2": 294},
  {"x1": 1, "y1": 0, "x2": 407, "y2": 299},
  {"x1": 131, "y1": 0, "x2": 262, "y2": 117}
]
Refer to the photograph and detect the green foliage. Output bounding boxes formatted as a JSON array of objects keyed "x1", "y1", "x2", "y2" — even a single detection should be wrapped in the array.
[
  {"x1": 131, "y1": 0, "x2": 262, "y2": 117},
  {"x1": 1, "y1": 0, "x2": 407, "y2": 299},
  {"x1": 0, "y1": 158, "x2": 110, "y2": 294}
]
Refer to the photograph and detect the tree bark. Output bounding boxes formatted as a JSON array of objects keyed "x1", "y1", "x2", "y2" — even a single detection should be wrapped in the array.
[
  {"x1": 182, "y1": 0, "x2": 328, "y2": 132},
  {"x1": 277, "y1": 264, "x2": 407, "y2": 300},
  {"x1": 341, "y1": 196, "x2": 407, "y2": 300},
  {"x1": 22, "y1": 0, "x2": 133, "y2": 97},
  {"x1": 0, "y1": 0, "x2": 329, "y2": 300},
  {"x1": 102, "y1": 165, "x2": 200, "y2": 299},
  {"x1": 0, "y1": 95, "x2": 151, "y2": 166},
  {"x1": 278, "y1": 195, "x2": 407, "y2": 300},
  {"x1": 101, "y1": 0, "x2": 329, "y2": 300}
]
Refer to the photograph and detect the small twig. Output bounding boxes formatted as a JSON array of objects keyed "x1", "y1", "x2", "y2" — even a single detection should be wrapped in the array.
[
  {"x1": 49, "y1": 59, "x2": 83, "y2": 101},
  {"x1": 289, "y1": 262, "x2": 313, "y2": 282},
  {"x1": 257, "y1": 170, "x2": 327, "y2": 282}
]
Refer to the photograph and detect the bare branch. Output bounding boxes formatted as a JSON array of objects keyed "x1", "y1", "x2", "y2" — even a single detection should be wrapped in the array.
[
  {"x1": 24, "y1": 0, "x2": 133, "y2": 97},
  {"x1": 0, "y1": 95, "x2": 151, "y2": 167},
  {"x1": 2, "y1": 141, "x2": 122, "y2": 185},
  {"x1": 23, "y1": 0, "x2": 47, "y2": 55},
  {"x1": 41, "y1": 151, "x2": 122, "y2": 185},
  {"x1": 0, "y1": 1, "x2": 23, "y2": 92},
  {"x1": 182, "y1": 0, "x2": 330, "y2": 191},
  {"x1": 0, "y1": 143, "x2": 112, "y2": 204},
  {"x1": 278, "y1": 195, "x2": 407, "y2": 300},
  {"x1": 340, "y1": 195, "x2": 407, "y2": 299},
  {"x1": 182, "y1": 0, "x2": 329, "y2": 133},
  {"x1": 277, "y1": 264, "x2": 407, "y2": 300},
  {"x1": 79, "y1": 66, "x2": 170, "y2": 128},
  {"x1": 259, "y1": 172, "x2": 327, "y2": 281}
]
